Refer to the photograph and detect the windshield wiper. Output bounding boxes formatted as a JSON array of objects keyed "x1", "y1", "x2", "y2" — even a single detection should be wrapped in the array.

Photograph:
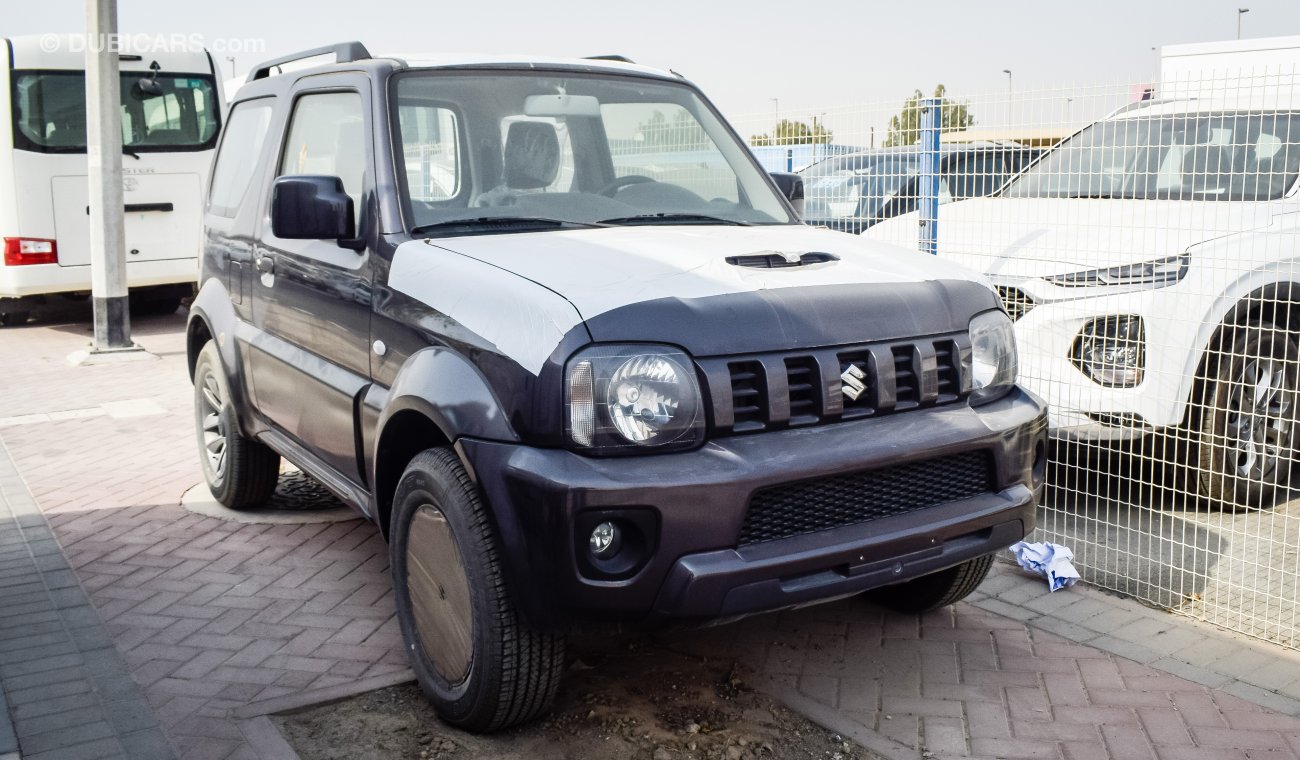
[
  {"x1": 410, "y1": 216, "x2": 608, "y2": 237},
  {"x1": 596, "y1": 213, "x2": 752, "y2": 227},
  {"x1": 122, "y1": 148, "x2": 141, "y2": 161}
]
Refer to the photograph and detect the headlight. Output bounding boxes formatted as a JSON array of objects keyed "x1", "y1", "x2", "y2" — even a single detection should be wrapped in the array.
[
  {"x1": 968, "y1": 310, "x2": 1017, "y2": 405},
  {"x1": 1045, "y1": 254, "x2": 1188, "y2": 289},
  {"x1": 565, "y1": 345, "x2": 704, "y2": 455},
  {"x1": 1071, "y1": 315, "x2": 1145, "y2": 387}
]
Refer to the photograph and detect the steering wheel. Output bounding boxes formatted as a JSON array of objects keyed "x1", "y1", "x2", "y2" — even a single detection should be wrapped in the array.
[{"x1": 598, "y1": 175, "x2": 656, "y2": 197}]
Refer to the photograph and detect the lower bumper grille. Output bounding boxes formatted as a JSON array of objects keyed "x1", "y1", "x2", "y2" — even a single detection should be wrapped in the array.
[{"x1": 738, "y1": 451, "x2": 996, "y2": 545}]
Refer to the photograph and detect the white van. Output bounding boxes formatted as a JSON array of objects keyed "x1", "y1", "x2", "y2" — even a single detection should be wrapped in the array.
[{"x1": 0, "y1": 35, "x2": 222, "y2": 325}]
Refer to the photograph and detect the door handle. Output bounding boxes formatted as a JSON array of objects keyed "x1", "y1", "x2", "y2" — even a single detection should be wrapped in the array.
[{"x1": 255, "y1": 254, "x2": 275, "y2": 274}]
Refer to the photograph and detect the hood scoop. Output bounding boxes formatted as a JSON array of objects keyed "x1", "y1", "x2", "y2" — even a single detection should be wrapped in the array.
[{"x1": 725, "y1": 251, "x2": 839, "y2": 269}]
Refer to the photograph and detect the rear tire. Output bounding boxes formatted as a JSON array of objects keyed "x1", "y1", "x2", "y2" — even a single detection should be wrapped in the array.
[
  {"x1": 390, "y1": 448, "x2": 565, "y2": 732},
  {"x1": 867, "y1": 554, "x2": 995, "y2": 614},
  {"x1": 192, "y1": 341, "x2": 280, "y2": 509},
  {"x1": 1196, "y1": 320, "x2": 1298, "y2": 510}
]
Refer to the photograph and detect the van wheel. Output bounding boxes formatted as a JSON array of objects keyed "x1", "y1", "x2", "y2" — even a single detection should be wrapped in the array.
[
  {"x1": 866, "y1": 554, "x2": 995, "y2": 614},
  {"x1": 390, "y1": 449, "x2": 564, "y2": 732},
  {"x1": 192, "y1": 341, "x2": 280, "y2": 508},
  {"x1": 0, "y1": 310, "x2": 30, "y2": 327},
  {"x1": 1197, "y1": 320, "x2": 1299, "y2": 510}
]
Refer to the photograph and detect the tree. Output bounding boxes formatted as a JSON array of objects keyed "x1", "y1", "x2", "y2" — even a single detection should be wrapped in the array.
[
  {"x1": 882, "y1": 84, "x2": 974, "y2": 147},
  {"x1": 638, "y1": 109, "x2": 711, "y2": 149},
  {"x1": 750, "y1": 119, "x2": 832, "y2": 147}
]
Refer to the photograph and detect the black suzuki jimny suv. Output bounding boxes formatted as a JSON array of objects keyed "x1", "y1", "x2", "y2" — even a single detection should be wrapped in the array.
[{"x1": 187, "y1": 42, "x2": 1048, "y2": 732}]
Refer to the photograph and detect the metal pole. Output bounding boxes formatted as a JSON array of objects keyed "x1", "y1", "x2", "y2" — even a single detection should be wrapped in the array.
[
  {"x1": 1002, "y1": 69, "x2": 1013, "y2": 127},
  {"x1": 918, "y1": 97, "x2": 941, "y2": 256},
  {"x1": 85, "y1": 0, "x2": 132, "y2": 349},
  {"x1": 769, "y1": 98, "x2": 779, "y2": 144},
  {"x1": 1238, "y1": 8, "x2": 1249, "y2": 39}
]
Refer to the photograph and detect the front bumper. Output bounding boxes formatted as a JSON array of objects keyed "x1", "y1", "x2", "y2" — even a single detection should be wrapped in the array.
[{"x1": 460, "y1": 386, "x2": 1047, "y2": 630}]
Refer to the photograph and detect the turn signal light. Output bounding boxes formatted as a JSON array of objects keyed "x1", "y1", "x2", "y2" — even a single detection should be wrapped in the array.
[{"x1": 3, "y1": 238, "x2": 58, "y2": 266}]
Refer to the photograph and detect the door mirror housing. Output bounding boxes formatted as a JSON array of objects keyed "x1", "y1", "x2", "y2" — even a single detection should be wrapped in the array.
[
  {"x1": 769, "y1": 172, "x2": 805, "y2": 219},
  {"x1": 271, "y1": 175, "x2": 361, "y2": 248}
]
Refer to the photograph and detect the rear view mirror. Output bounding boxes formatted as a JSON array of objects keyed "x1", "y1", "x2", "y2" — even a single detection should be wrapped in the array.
[
  {"x1": 271, "y1": 175, "x2": 358, "y2": 245},
  {"x1": 524, "y1": 94, "x2": 601, "y2": 118},
  {"x1": 770, "y1": 172, "x2": 805, "y2": 219}
]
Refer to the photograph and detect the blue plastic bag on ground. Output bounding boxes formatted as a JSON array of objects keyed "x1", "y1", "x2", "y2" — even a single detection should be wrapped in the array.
[{"x1": 1009, "y1": 541, "x2": 1080, "y2": 592}]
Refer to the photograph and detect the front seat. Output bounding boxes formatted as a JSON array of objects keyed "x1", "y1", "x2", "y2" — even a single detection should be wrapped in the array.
[{"x1": 504, "y1": 121, "x2": 560, "y2": 190}]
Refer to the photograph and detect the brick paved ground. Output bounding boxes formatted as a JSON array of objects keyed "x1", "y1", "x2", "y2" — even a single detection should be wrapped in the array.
[
  {"x1": 8, "y1": 308, "x2": 1300, "y2": 759},
  {"x1": 0, "y1": 310, "x2": 406, "y2": 759}
]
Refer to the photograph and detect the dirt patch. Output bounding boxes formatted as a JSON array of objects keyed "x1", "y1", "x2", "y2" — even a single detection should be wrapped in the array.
[{"x1": 275, "y1": 636, "x2": 876, "y2": 760}]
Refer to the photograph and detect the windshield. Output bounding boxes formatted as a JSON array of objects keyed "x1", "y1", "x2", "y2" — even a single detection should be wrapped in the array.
[
  {"x1": 12, "y1": 70, "x2": 219, "y2": 153},
  {"x1": 391, "y1": 71, "x2": 794, "y2": 233},
  {"x1": 1005, "y1": 110, "x2": 1300, "y2": 201},
  {"x1": 801, "y1": 154, "x2": 918, "y2": 220}
]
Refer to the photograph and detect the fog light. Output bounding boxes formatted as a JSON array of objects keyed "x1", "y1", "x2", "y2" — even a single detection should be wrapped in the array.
[
  {"x1": 1072, "y1": 315, "x2": 1145, "y2": 388},
  {"x1": 589, "y1": 521, "x2": 622, "y2": 559}
]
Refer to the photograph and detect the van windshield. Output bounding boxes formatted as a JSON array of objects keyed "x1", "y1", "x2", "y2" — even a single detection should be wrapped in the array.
[
  {"x1": 1004, "y1": 111, "x2": 1300, "y2": 202},
  {"x1": 11, "y1": 70, "x2": 219, "y2": 153},
  {"x1": 391, "y1": 70, "x2": 794, "y2": 233}
]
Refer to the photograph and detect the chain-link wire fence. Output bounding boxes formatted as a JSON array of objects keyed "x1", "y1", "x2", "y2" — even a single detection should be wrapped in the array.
[{"x1": 730, "y1": 59, "x2": 1300, "y2": 648}]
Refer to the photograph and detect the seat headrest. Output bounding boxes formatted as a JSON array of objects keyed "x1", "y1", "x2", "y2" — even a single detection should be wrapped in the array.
[{"x1": 504, "y1": 121, "x2": 560, "y2": 190}]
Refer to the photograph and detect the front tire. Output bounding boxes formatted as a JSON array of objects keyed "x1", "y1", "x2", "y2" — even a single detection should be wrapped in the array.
[
  {"x1": 866, "y1": 554, "x2": 995, "y2": 614},
  {"x1": 192, "y1": 341, "x2": 280, "y2": 509},
  {"x1": 1197, "y1": 320, "x2": 1299, "y2": 509},
  {"x1": 390, "y1": 448, "x2": 565, "y2": 732}
]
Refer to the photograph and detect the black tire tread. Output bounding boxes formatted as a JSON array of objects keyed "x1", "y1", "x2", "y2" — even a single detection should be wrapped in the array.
[
  {"x1": 194, "y1": 341, "x2": 280, "y2": 509},
  {"x1": 868, "y1": 553, "x2": 995, "y2": 614},
  {"x1": 399, "y1": 449, "x2": 564, "y2": 732},
  {"x1": 1195, "y1": 319, "x2": 1297, "y2": 510}
]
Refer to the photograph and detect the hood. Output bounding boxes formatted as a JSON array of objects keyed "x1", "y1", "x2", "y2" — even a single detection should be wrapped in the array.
[
  {"x1": 386, "y1": 224, "x2": 999, "y2": 373},
  {"x1": 865, "y1": 197, "x2": 1275, "y2": 282},
  {"x1": 429, "y1": 224, "x2": 986, "y2": 317}
]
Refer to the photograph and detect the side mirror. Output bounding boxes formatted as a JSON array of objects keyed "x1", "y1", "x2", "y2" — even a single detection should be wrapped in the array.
[
  {"x1": 769, "y1": 172, "x2": 805, "y2": 219},
  {"x1": 271, "y1": 175, "x2": 359, "y2": 247}
]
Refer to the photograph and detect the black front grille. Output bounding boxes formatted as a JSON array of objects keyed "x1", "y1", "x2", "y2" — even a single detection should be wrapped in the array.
[
  {"x1": 997, "y1": 286, "x2": 1036, "y2": 322},
  {"x1": 703, "y1": 333, "x2": 970, "y2": 436},
  {"x1": 738, "y1": 451, "x2": 996, "y2": 545}
]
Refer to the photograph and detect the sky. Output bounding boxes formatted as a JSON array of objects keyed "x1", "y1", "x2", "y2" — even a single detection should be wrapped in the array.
[{"x1": 8, "y1": 0, "x2": 1300, "y2": 139}]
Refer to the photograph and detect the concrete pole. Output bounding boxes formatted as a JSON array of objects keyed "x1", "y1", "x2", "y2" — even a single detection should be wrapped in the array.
[{"x1": 85, "y1": 0, "x2": 132, "y2": 350}]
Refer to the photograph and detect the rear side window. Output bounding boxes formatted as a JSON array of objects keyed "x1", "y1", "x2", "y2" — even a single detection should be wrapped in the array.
[
  {"x1": 208, "y1": 100, "x2": 274, "y2": 217},
  {"x1": 278, "y1": 92, "x2": 366, "y2": 227}
]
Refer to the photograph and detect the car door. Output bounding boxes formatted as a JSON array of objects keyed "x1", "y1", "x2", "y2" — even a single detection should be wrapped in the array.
[{"x1": 247, "y1": 77, "x2": 373, "y2": 484}]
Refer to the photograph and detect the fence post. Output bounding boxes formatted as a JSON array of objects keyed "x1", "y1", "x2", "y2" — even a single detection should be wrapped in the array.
[{"x1": 918, "y1": 97, "x2": 941, "y2": 255}]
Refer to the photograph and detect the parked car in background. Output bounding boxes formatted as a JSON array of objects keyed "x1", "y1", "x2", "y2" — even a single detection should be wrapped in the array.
[
  {"x1": 800, "y1": 144, "x2": 1040, "y2": 233},
  {"x1": 868, "y1": 97, "x2": 1300, "y2": 509},
  {"x1": 0, "y1": 35, "x2": 223, "y2": 326},
  {"x1": 188, "y1": 42, "x2": 1047, "y2": 732}
]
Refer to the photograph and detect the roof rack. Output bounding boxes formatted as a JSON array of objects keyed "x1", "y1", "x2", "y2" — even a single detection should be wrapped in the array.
[
  {"x1": 247, "y1": 41, "x2": 371, "y2": 82},
  {"x1": 584, "y1": 54, "x2": 635, "y2": 64}
]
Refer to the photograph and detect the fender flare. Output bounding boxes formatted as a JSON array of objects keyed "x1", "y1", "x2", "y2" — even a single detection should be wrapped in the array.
[
  {"x1": 1173, "y1": 265, "x2": 1300, "y2": 427},
  {"x1": 186, "y1": 279, "x2": 255, "y2": 423},
  {"x1": 368, "y1": 347, "x2": 521, "y2": 535}
]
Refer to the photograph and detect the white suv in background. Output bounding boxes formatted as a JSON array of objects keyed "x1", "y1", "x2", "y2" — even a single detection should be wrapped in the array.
[{"x1": 869, "y1": 98, "x2": 1300, "y2": 508}]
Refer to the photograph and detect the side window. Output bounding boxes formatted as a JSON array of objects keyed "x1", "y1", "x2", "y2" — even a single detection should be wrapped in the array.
[
  {"x1": 208, "y1": 99, "x2": 274, "y2": 217},
  {"x1": 279, "y1": 92, "x2": 366, "y2": 226},
  {"x1": 397, "y1": 103, "x2": 461, "y2": 202}
]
